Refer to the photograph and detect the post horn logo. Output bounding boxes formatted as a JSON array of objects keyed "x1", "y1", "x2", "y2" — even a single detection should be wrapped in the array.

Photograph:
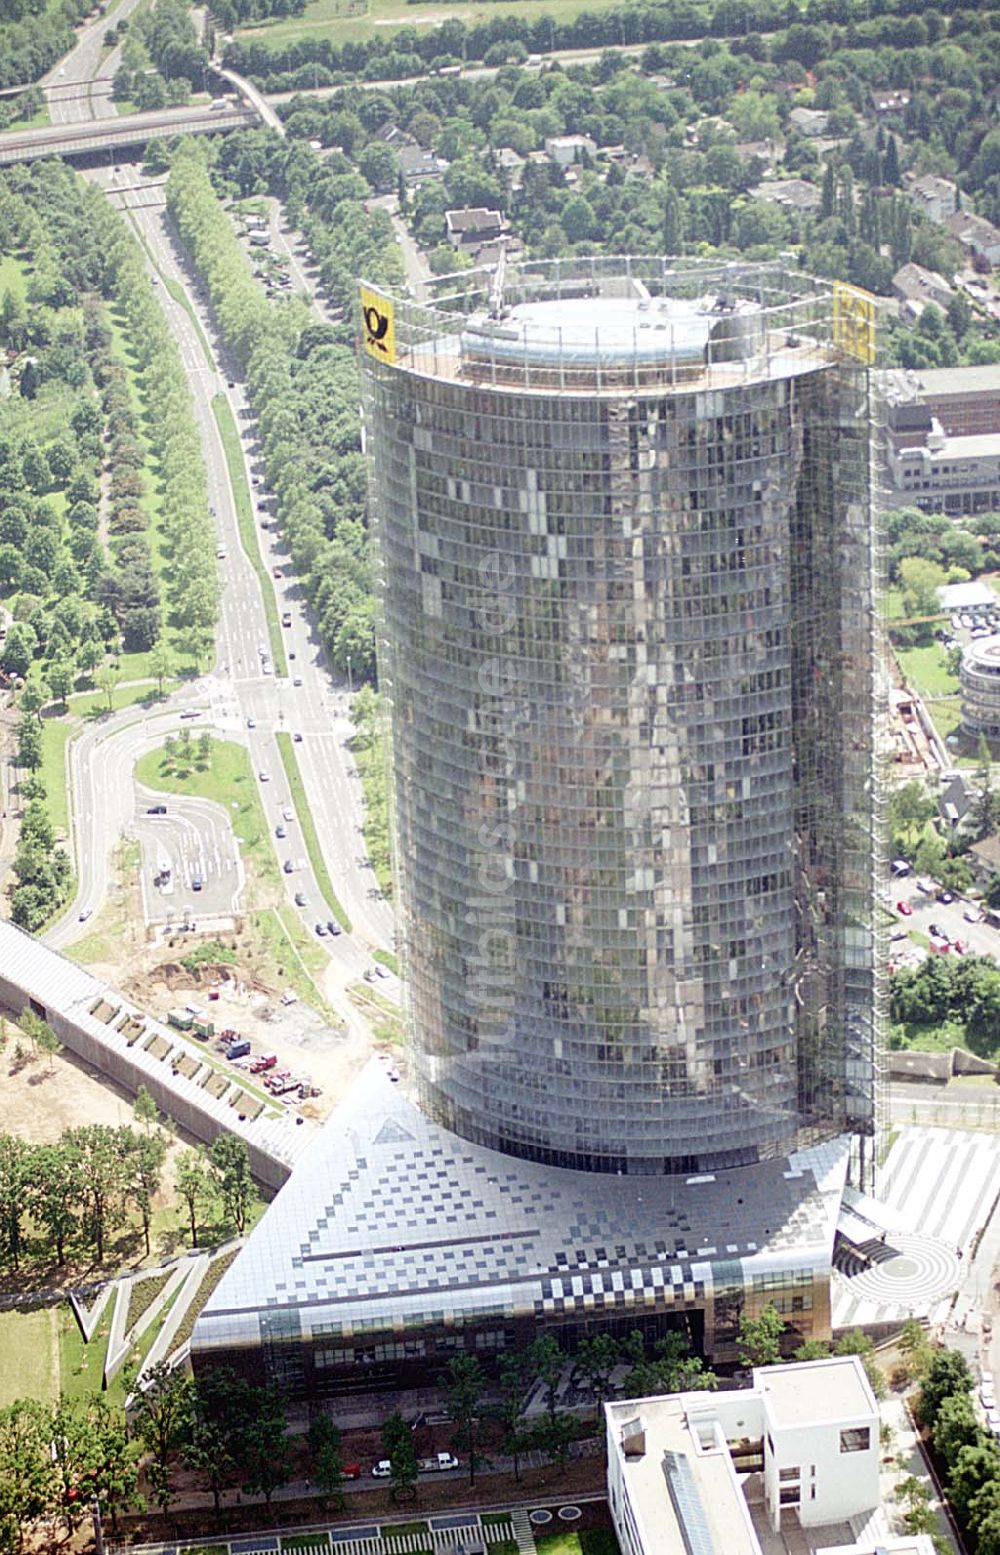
[{"x1": 360, "y1": 287, "x2": 396, "y2": 364}]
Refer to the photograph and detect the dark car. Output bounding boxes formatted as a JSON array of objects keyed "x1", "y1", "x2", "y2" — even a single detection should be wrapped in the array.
[
  {"x1": 327, "y1": 920, "x2": 341, "y2": 937},
  {"x1": 315, "y1": 922, "x2": 327, "y2": 937},
  {"x1": 147, "y1": 804, "x2": 167, "y2": 816}
]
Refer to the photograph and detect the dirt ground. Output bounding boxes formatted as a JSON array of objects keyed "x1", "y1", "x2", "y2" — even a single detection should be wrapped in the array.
[{"x1": 0, "y1": 1027, "x2": 146, "y2": 1143}]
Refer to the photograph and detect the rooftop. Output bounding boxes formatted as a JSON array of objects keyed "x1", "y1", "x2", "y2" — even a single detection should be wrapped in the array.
[
  {"x1": 192, "y1": 1061, "x2": 848, "y2": 1358},
  {"x1": 361, "y1": 258, "x2": 844, "y2": 395},
  {"x1": 754, "y1": 1355, "x2": 876, "y2": 1428},
  {"x1": 607, "y1": 1393, "x2": 760, "y2": 1555}
]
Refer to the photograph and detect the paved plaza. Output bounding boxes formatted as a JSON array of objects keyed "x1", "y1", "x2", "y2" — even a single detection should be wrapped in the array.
[{"x1": 833, "y1": 1125, "x2": 1000, "y2": 1328}]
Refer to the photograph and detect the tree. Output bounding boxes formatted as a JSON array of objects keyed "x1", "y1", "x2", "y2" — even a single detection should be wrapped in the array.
[
  {"x1": 129, "y1": 1131, "x2": 167, "y2": 1257},
  {"x1": 531, "y1": 1411, "x2": 576, "y2": 1474},
  {"x1": 496, "y1": 1350, "x2": 531, "y2": 1483},
  {"x1": 0, "y1": 1398, "x2": 57, "y2": 1551},
  {"x1": 622, "y1": 1330, "x2": 716, "y2": 1396},
  {"x1": 64, "y1": 1124, "x2": 127, "y2": 1263},
  {"x1": 308, "y1": 1415, "x2": 345, "y2": 1510},
  {"x1": 18, "y1": 358, "x2": 39, "y2": 400},
  {"x1": 572, "y1": 1333, "x2": 621, "y2": 1432},
  {"x1": 175, "y1": 1153, "x2": 212, "y2": 1247},
  {"x1": 530, "y1": 1333, "x2": 565, "y2": 1426},
  {"x1": 0, "y1": 1134, "x2": 30, "y2": 1270},
  {"x1": 898, "y1": 1317, "x2": 932, "y2": 1382},
  {"x1": 241, "y1": 1388, "x2": 291, "y2": 1510},
  {"x1": 934, "y1": 1390, "x2": 983, "y2": 1467},
  {"x1": 35, "y1": 1019, "x2": 62, "y2": 1075},
  {"x1": 32, "y1": 1142, "x2": 79, "y2": 1265},
  {"x1": 96, "y1": 661, "x2": 122, "y2": 713},
  {"x1": 46, "y1": 661, "x2": 74, "y2": 706},
  {"x1": 738, "y1": 1304, "x2": 785, "y2": 1368},
  {"x1": 210, "y1": 1133, "x2": 252, "y2": 1236},
  {"x1": 148, "y1": 638, "x2": 175, "y2": 696},
  {"x1": 919, "y1": 1347, "x2": 973, "y2": 1428},
  {"x1": 184, "y1": 1369, "x2": 250, "y2": 1518},
  {"x1": 382, "y1": 1410, "x2": 418, "y2": 1502},
  {"x1": 131, "y1": 1361, "x2": 192, "y2": 1517},
  {"x1": 447, "y1": 1353, "x2": 487, "y2": 1487},
  {"x1": 133, "y1": 1086, "x2": 159, "y2": 1135},
  {"x1": 15, "y1": 716, "x2": 42, "y2": 773},
  {"x1": 77, "y1": 1394, "x2": 139, "y2": 1534}
]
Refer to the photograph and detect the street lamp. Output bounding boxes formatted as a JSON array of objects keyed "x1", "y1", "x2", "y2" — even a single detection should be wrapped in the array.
[{"x1": 346, "y1": 655, "x2": 353, "y2": 695}]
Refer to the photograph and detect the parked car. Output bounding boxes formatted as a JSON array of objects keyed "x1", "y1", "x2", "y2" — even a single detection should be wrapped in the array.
[
  {"x1": 938, "y1": 889, "x2": 955, "y2": 904},
  {"x1": 315, "y1": 922, "x2": 327, "y2": 937},
  {"x1": 897, "y1": 901, "x2": 913, "y2": 916},
  {"x1": 294, "y1": 891, "x2": 307, "y2": 907},
  {"x1": 965, "y1": 907, "x2": 984, "y2": 923},
  {"x1": 954, "y1": 939, "x2": 969, "y2": 955},
  {"x1": 371, "y1": 1461, "x2": 391, "y2": 1478},
  {"x1": 327, "y1": 920, "x2": 341, "y2": 937}
]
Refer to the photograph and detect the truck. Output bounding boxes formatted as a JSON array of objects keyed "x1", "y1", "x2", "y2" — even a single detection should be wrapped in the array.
[
  {"x1": 418, "y1": 1453, "x2": 459, "y2": 1473},
  {"x1": 167, "y1": 1008, "x2": 194, "y2": 1031},
  {"x1": 227, "y1": 1037, "x2": 251, "y2": 1060},
  {"x1": 193, "y1": 1017, "x2": 215, "y2": 1039}
]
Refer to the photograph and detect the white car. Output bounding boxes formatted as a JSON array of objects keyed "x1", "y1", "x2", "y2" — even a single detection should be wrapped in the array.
[
  {"x1": 259, "y1": 770, "x2": 270, "y2": 782},
  {"x1": 282, "y1": 806, "x2": 294, "y2": 822},
  {"x1": 965, "y1": 907, "x2": 984, "y2": 923},
  {"x1": 371, "y1": 1460, "x2": 391, "y2": 1478}
]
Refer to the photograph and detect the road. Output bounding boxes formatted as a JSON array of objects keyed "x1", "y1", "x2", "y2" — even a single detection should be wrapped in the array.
[
  {"x1": 47, "y1": 163, "x2": 398, "y2": 1030},
  {"x1": 41, "y1": 0, "x2": 143, "y2": 125}
]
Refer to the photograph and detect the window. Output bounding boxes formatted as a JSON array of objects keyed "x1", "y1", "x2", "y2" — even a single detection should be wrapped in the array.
[
  {"x1": 779, "y1": 1467, "x2": 800, "y2": 1482},
  {"x1": 840, "y1": 1427, "x2": 871, "y2": 1453}
]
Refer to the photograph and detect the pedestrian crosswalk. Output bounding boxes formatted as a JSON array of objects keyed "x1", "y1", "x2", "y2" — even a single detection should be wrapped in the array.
[{"x1": 832, "y1": 1126, "x2": 999, "y2": 1328}]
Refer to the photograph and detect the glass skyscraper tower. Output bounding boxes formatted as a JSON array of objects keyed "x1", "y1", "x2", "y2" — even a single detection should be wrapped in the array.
[{"x1": 361, "y1": 258, "x2": 883, "y2": 1183}]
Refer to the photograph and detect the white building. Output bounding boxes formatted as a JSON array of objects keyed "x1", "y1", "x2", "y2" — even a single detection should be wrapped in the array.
[
  {"x1": 606, "y1": 1356, "x2": 883, "y2": 1555},
  {"x1": 905, "y1": 173, "x2": 961, "y2": 226},
  {"x1": 544, "y1": 133, "x2": 597, "y2": 167},
  {"x1": 888, "y1": 418, "x2": 1000, "y2": 513}
]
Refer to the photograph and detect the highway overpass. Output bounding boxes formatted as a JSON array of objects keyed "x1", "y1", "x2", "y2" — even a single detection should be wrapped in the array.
[{"x1": 0, "y1": 102, "x2": 258, "y2": 165}]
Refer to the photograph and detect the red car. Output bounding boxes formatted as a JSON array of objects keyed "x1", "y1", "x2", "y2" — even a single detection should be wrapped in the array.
[
  {"x1": 929, "y1": 938, "x2": 951, "y2": 954},
  {"x1": 897, "y1": 900, "x2": 913, "y2": 916},
  {"x1": 953, "y1": 938, "x2": 968, "y2": 956}
]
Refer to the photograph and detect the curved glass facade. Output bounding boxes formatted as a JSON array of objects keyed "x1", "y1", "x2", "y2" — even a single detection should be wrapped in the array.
[{"x1": 361, "y1": 259, "x2": 882, "y2": 1177}]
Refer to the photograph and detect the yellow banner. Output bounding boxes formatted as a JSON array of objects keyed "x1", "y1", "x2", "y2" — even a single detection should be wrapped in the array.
[
  {"x1": 833, "y1": 281, "x2": 876, "y2": 366},
  {"x1": 360, "y1": 285, "x2": 396, "y2": 365}
]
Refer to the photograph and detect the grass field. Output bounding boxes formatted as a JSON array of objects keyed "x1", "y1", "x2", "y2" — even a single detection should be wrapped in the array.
[
  {"x1": 536, "y1": 1532, "x2": 621, "y2": 1555},
  {"x1": 40, "y1": 716, "x2": 75, "y2": 837},
  {"x1": 253, "y1": 905, "x2": 339, "y2": 1020},
  {"x1": 212, "y1": 393, "x2": 286, "y2": 675},
  {"x1": 0, "y1": 1308, "x2": 58, "y2": 1407},
  {"x1": 237, "y1": 0, "x2": 630, "y2": 49},
  {"x1": 895, "y1": 644, "x2": 959, "y2": 700},
  {"x1": 275, "y1": 731, "x2": 349, "y2": 930},
  {"x1": 135, "y1": 736, "x2": 281, "y2": 893}
]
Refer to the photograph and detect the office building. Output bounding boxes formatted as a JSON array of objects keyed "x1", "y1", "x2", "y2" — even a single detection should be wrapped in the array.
[
  {"x1": 361, "y1": 257, "x2": 882, "y2": 1179},
  {"x1": 190, "y1": 260, "x2": 883, "y2": 1396},
  {"x1": 605, "y1": 1356, "x2": 925, "y2": 1555}
]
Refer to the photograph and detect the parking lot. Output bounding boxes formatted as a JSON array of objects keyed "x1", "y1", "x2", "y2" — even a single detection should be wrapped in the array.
[
  {"x1": 135, "y1": 787, "x2": 244, "y2": 927},
  {"x1": 891, "y1": 871, "x2": 998, "y2": 962}
]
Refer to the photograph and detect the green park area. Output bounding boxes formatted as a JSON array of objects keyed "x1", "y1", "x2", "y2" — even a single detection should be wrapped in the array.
[{"x1": 238, "y1": 0, "x2": 628, "y2": 48}]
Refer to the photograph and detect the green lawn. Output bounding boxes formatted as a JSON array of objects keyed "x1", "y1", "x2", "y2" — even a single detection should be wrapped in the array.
[
  {"x1": 275, "y1": 731, "x2": 349, "y2": 930},
  {"x1": 0, "y1": 252, "x2": 28, "y2": 299},
  {"x1": 6, "y1": 100, "x2": 50, "y2": 130},
  {"x1": 0, "y1": 1308, "x2": 58, "y2": 1406},
  {"x1": 40, "y1": 716, "x2": 75, "y2": 837},
  {"x1": 536, "y1": 1533, "x2": 621, "y2": 1555},
  {"x1": 373, "y1": 947, "x2": 398, "y2": 973},
  {"x1": 239, "y1": 0, "x2": 640, "y2": 49},
  {"x1": 211, "y1": 393, "x2": 286, "y2": 675},
  {"x1": 135, "y1": 736, "x2": 280, "y2": 892},
  {"x1": 253, "y1": 905, "x2": 338, "y2": 1021},
  {"x1": 895, "y1": 644, "x2": 959, "y2": 700}
]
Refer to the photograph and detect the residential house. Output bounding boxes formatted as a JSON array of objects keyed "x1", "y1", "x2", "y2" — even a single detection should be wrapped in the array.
[
  {"x1": 788, "y1": 105, "x2": 829, "y2": 136},
  {"x1": 871, "y1": 87, "x2": 911, "y2": 115},
  {"x1": 496, "y1": 146, "x2": 525, "y2": 189},
  {"x1": 946, "y1": 209, "x2": 1000, "y2": 267},
  {"x1": 544, "y1": 133, "x2": 596, "y2": 167},
  {"x1": 396, "y1": 143, "x2": 449, "y2": 184},
  {"x1": 445, "y1": 207, "x2": 504, "y2": 250},
  {"x1": 892, "y1": 262, "x2": 955, "y2": 317},
  {"x1": 905, "y1": 172, "x2": 962, "y2": 226},
  {"x1": 750, "y1": 177, "x2": 821, "y2": 212}
]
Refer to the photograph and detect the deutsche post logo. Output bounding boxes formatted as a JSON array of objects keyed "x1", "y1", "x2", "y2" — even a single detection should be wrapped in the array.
[
  {"x1": 360, "y1": 285, "x2": 396, "y2": 365},
  {"x1": 833, "y1": 281, "x2": 876, "y2": 366}
]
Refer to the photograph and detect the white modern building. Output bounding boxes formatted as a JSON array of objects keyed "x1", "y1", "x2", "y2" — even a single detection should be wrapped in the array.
[
  {"x1": 544, "y1": 132, "x2": 597, "y2": 166},
  {"x1": 887, "y1": 419, "x2": 1000, "y2": 513},
  {"x1": 606, "y1": 1356, "x2": 884, "y2": 1555}
]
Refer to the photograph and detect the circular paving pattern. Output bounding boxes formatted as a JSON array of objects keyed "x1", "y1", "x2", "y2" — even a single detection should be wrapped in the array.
[{"x1": 835, "y1": 1232, "x2": 960, "y2": 1311}]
